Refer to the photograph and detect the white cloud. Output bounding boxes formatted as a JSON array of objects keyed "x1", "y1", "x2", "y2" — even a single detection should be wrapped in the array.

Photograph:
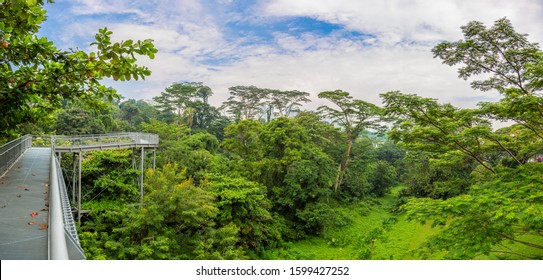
[
  {"x1": 44, "y1": 0, "x2": 543, "y2": 110},
  {"x1": 205, "y1": 42, "x2": 491, "y2": 109},
  {"x1": 261, "y1": 0, "x2": 543, "y2": 44}
]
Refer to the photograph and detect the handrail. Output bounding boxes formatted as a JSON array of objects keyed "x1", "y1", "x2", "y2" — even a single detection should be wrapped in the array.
[
  {"x1": 48, "y1": 141, "x2": 69, "y2": 260},
  {"x1": 0, "y1": 135, "x2": 32, "y2": 176},
  {"x1": 52, "y1": 132, "x2": 158, "y2": 150},
  {"x1": 48, "y1": 136, "x2": 85, "y2": 260}
]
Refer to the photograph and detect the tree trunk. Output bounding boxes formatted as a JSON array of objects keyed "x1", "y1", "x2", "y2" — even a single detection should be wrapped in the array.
[{"x1": 334, "y1": 135, "x2": 353, "y2": 192}]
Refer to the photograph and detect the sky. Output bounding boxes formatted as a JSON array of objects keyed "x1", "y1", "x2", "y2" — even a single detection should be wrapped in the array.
[{"x1": 38, "y1": 0, "x2": 543, "y2": 110}]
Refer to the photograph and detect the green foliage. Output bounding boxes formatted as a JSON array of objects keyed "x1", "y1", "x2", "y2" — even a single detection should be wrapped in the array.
[
  {"x1": 267, "y1": 187, "x2": 441, "y2": 260},
  {"x1": 433, "y1": 17, "x2": 543, "y2": 144},
  {"x1": 222, "y1": 117, "x2": 337, "y2": 238},
  {"x1": 0, "y1": 1, "x2": 157, "y2": 138},
  {"x1": 29, "y1": 12, "x2": 543, "y2": 261},
  {"x1": 118, "y1": 99, "x2": 159, "y2": 130},
  {"x1": 367, "y1": 160, "x2": 397, "y2": 197},
  {"x1": 403, "y1": 163, "x2": 543, "y2": 259},
  {"x1": 79, "y1": 149, "x2": 140, "y2": 204},
  {"x1": 222, "y1": 119, "x2": 263, "y2": 160},
  {"x1": 141, "y1": 119, "x2": 190, "y2": 164},
  {"x1": 292, "y1": 111, "x2": 344, "y2": 160},
  {"x1": 221, "y1": 85, "x2": 267, "y2": 121},
  {"x1": 399, "y1": 152, "x2": 475, "y2": 199},
  {"x1": 204, "y1": 175, "x2": 282, "y2": 253},
  {"x1": 432, "y1": 18, "x2": 540, "y2": 94},
  {"x1": 80, "y1": 163, "x2": 245, "y2": 259},
  {"x1": 221, "y1": 86, "x2": 311, "y2": 122},
  {"x1": 152, "y1": 82, "x2": 213, "y2": 125},
  {"x1": 382, "y1": 91, "x2": 504, "y2": 174},
  {"x1": 55, "y1": 107, "x2": 106, "y2": 135},
  {"x1": 266, "y1": 89, "x2": 310, "y2": 119},
  {"x1": 318, "y1": 90, "x2": 383, "y2": 191}
]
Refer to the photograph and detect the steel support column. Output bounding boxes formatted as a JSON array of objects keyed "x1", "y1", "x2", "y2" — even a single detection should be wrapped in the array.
[
  {"x1": 140, "y1": 147, "x2": 144, "y2": 203},
  {"x1": 78, "y1": 151, "x2": 82, "y2": 222},
  {"x1": 72, "y1": 153, "x2": 76, "y2": 205}
]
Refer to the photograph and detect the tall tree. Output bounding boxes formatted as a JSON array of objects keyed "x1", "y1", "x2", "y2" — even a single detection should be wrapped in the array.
[
  {"x1": 381, "y1": 91, "x2": 502, "y2": 174},
  {"x1": 222, "y1": 85, "x2": 266, "y2": 121},
  {"x1": 0, "y1": 0, "x2": 157, "y2": 139},
  {"x1": 433, "y1": 17, "x2": 543, "y2": 139},
  {"x1": 153, "y1": 82, "x2": 197, "y2": 124},
  {"x1": 153, "y1": 82, "x2": 214, "y2": 125},
  {"x1": 433, "y1": 18, "x2": 540, "y2": 94},
  {"x1": 400, "y1": 18, "x2": 543, "y2": 259},
  {"x1": 317, "y1": 90, "x2": 382, "y2": 192},
  {"x1": 269, "y1": 90, "x2": 311, "y2": 119}
]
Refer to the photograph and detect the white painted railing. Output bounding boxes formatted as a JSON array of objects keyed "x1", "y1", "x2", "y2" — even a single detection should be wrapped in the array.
[
  {"x1": 49, "y1": 137, "x2": 86, "y2": 260},
  {"x1": 49, "y1": 144, "x2": 70, "y2": 260}
]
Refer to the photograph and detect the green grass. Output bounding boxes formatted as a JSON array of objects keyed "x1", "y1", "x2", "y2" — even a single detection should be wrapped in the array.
[
  {"x1": 474, "y1": 235, "x2": 543, "y2": 260},
  {"x1": 371, "y1": 216, "x2": 442, "y2": 259},
  {"x1": 265, "y1": 185, "x2": 542, "y2": 260},
  {"x1": 265, "y1": 186, "x2": 442, "y2": 260}
]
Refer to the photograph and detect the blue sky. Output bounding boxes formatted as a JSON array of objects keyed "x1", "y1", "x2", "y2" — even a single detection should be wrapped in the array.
[{"x1": 38, "y1": 0, "x2": 543, "y2": 109}]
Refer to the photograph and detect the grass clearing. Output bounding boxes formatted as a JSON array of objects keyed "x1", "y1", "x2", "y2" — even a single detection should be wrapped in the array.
[{"x1": 266, "y1": 186, "x2": 442, "y2": 259}]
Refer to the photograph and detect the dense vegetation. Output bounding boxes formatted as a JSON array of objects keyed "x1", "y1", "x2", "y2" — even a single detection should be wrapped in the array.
[{"x1": 1, "y1": 1, "x2": 542, "y2": 259}]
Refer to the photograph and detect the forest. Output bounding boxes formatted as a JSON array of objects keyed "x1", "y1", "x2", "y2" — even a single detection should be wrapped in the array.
[{"x1": 1, "y1": 1, "x2": 543, "y2": 260}]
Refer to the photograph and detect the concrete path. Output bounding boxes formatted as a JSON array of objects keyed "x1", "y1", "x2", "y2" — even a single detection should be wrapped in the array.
[{"x1": 0, "y1": 148, "x2": 50, "y2": 260}]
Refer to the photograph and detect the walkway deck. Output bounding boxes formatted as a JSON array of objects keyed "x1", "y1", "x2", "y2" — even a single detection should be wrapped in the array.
[{"x1": 0, "y1": 148, "x2": 50, "y2": 260}]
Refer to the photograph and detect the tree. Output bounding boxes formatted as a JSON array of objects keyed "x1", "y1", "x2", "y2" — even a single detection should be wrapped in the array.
[
  {"x1": 256, "y1": 118, "x2": 335, "y2": 238},
  {"x1": 273, "y1": 90, "x2": 311, "y2": 117},
  {"x1": 317, "y1": 90, "x2": 382, "y2": 191},
  {"x1": 403, "y1": 163, "x2": 543, "y2": 259},
  {"x1": 399, "y1": 151, "x2": 475, "y2": 199},
  {"x1": 367, "y1": 160, "x2": 397, "y2": 197},
  {"x1": 398, "y1": 18, "x2": 543, "y2": 259},
  {"x1": 381, "y1": 91, "x2": 500, "y2": 174},
  {"x1": 55, "y1": 107, "x2": 105, "y2": 135},
  {"x1": 433, "y1": 18, "x2": 540, "y2": 95},
  {"x1": 0, "y1": 1, "x2": 157, "y2": 139},
  {"x1": 153, "y1": 82, "x2": 198, "y2": 124},
  {"x1": 153, "y1": 82, "x2": 215, "y2": 127},
  {"x1": 79, "y1": 163, "x2": 245, "y2": 259},
  {"x1": 188, "y1": 101, "x2": 222, "y2": 133},
  {"x1": 204, "y1": 175, "x2": 282, "y2": 252},
  {"x1": 195, "y1": 84, "x2": 213, "y2": 104},
  {"x1": 222, "y1": 119, "x2": 263, "y2": 160},
  {"x1": 292, "y1": 111, "x2": 344, "y2": 162},
  {"x1": 262, "y1": 89, "x2": 311, "y2": 122},
  {"x1": 119, "y1": 99, "x2": 141, "y2": 127},
  {"x1": 222, "y1": 85, "x2": 266, "y2": 121},
  {"x1": 433, "y1": 18, "x2": 543, "y2": 140},
  {"x1": 79, "y1": 149, "x2": 140, "y2": 207}
]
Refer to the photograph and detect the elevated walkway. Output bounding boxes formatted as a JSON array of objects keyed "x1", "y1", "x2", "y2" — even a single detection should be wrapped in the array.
[
  {"x1": 0, "y1": 133, "x2": 158, "y2": 260},
  {"x1": 0, "y1": 148, "x2": 50, "y2": 260},
  {"x1": 53, "y1": 133, "x2": 158, "y2": 152}
]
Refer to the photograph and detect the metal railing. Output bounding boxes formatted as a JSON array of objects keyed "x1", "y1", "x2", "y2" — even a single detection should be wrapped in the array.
[
  {"x1": 49, "y1": 139, "x2": 85, "y2": 260},
  {"x1": 2, "y1": 132, "x2": 157, "y2": 259},
  {"x1": 0, "y1": 135, "x2": 32, "y2": 176},
  {"x1": 52, "y1": 133, "x2": 159, "y2": 151}
]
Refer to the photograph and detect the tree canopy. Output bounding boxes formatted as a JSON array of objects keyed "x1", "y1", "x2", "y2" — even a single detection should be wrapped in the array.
[
  {"x1": 2, "y1": 8, "x2": 542, "y2": 260},
  {"x1": 0, "y1": 0, "x2": 157, "y2": 139}
]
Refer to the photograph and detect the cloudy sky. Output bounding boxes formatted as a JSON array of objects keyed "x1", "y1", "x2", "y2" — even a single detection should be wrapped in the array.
[{"x1": 38, "y1": 0, "x2": 543, "y2": 109}]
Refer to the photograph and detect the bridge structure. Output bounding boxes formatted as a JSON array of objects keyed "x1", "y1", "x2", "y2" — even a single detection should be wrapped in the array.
[{"x1": 0, "y1": 133, "x2": 159, "y2": 260}]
